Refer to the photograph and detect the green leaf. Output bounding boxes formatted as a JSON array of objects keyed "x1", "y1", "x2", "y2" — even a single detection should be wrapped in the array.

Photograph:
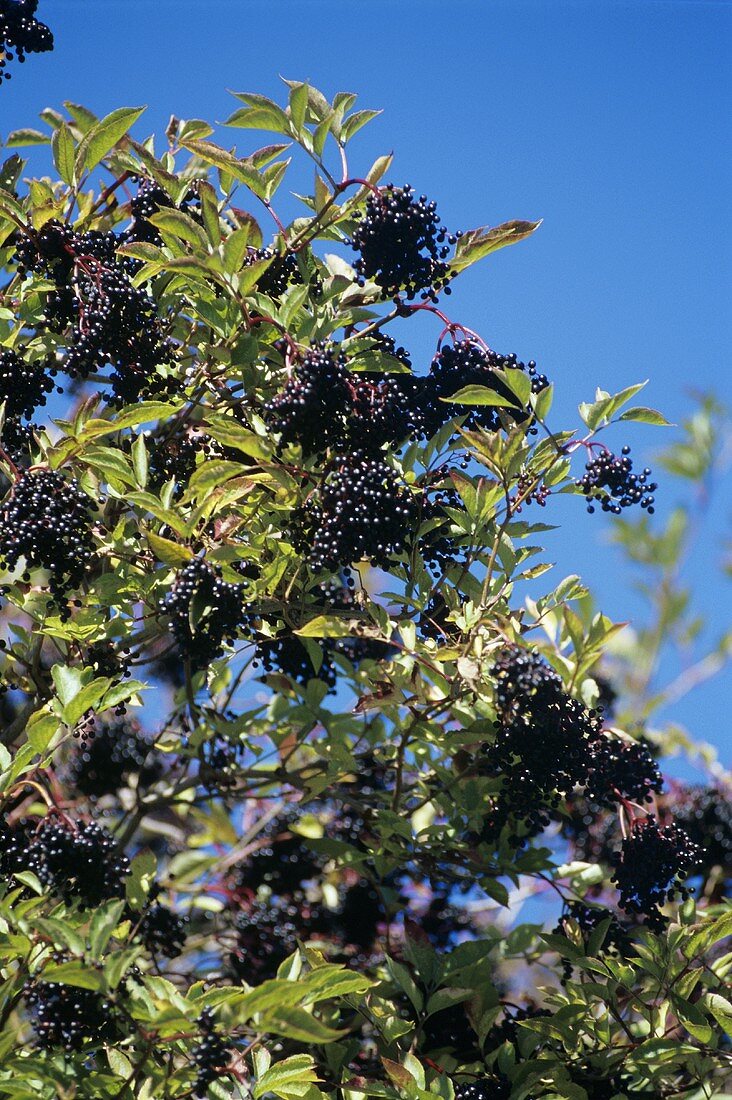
[
  {"x1": 254, "y1": 1054, "x2": 320, "y2": 1100},
  {"x1": 288, "y1": 84, "x2": 309, "y2": 133},
  {"x1": 5, "y1": 129, "x2": 51, "y2": 148},
  {"x1": 441, "y1": 385, "x2": 518, "y2": 408},
  {"x1": 89, "y1": 900, "x2": 126, "y2": 958},
  {"x1": 41, "y1": 963, "x2": 102, "y2": 991},
  {"x1": 618, "y1": 406, "x2": 672, "y2": 426},
  {"x1": 51, "y1": 124, "x2": 76, "y2": 186},
  {"x1": 450, "y1": 219, "x2": 542, "y2": 274},
  {"x1": 75, "y1": 106, "x2": 146, "y2": 174},
  {"x1": 148, "y1": 208, "x2": 211, "y2": 251},
  {"x1": 260, "y1": 1005, "x2": 347, "y2": 1043},
  {"x1": 131, "y1": 432, "x2": 148, "y2": 489},
  {"x1": 126, "y1": 850, "x2": 157, "y2": 909},
  {"x1": 146, "y1": 530, "x2": 194, "y2": 565},
  {"x1": 51, "y1": 664, "x2": 84, "y2": 709},
  {"x1": 180, "y1": 137, "x2": 266, "y2": 198},
  {"x1": 703, "y1": 992, "x2": 732, "y2": 1034}
]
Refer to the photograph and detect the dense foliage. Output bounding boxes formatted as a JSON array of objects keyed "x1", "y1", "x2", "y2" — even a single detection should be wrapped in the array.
[{"x1": 0, "y1": 82, "x2": 729, "y2": 1099}]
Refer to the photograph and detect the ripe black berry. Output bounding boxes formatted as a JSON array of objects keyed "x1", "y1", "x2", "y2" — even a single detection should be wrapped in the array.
[
  {"x1": 134, "y1": 902, "x2": 188, "y2": 959},
  {"x1": 25, "y1": 982, "x2": 118, "y2": 1050},
  {"x1": 27, "y1": 817, "x2": 129, "y2": 907},
  {"x1": 577, "y1": 446, "x2": 657, "y2": 515},
  {"x1": 611, "y1": 815, "x2": 701, "y2": 922},
  {"x1": 349, "y1": 184, "x2": 457, "y2": 301},
  {"x1": 246, "y1": 246, "x2": 302, "y2": 297},
  {"x1": 161, "y1": 559, "x2": 247, "y2": 669},
  {"x1": 191, "y1": 1010, "x2": 232, "y2": 1097},
  {"x1": 0, "y1": 0, "x2": 53, "y2": 83},
  {"x1": 585, "y1": 735, "x2": 663, "y2": 807},
  {"x1": 0, "y1": 468, "x2": 97, "y2": 615},
  {"x1": 424, "y1": 341, "x2": 548, "y2": 437},
  {"x1": 265, "y1": 345, "x2": 354, "y2": 456},
  {"x1": 661, "y1": 783, "x2": 732, "y2": 883},
  {"x1": 65, "y1": 715, "x2": 163, "y2": 799},
  {"x1": 125, "y1": 175, "x2": 201, "y2": 247},
  {"x1": 453, "y1": 1075, "x2": 513, "y2": 1100},
  {"x1": 0, "y1": 348, "x2": 56, "y2": 422},
  {"x1": 299, "y1": 452, "x2": 417, "y2": 572}
]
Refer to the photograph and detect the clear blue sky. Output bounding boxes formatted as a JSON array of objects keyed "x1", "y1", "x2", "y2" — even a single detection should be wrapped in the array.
[{"x1": 2, "y1": 0, "x2": 730, "y2": 770}]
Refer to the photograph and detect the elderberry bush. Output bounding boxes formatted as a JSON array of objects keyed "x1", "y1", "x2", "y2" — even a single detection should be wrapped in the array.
[
  {"x1": 0, "y1": 81, "x2": 725, "y2": 1099},
  {"x1": 0, "y1": 0, "x2": 53, "y2": 82},
  {"x1": 349, "y1": 184, "x2": 457, "y2": 301}
]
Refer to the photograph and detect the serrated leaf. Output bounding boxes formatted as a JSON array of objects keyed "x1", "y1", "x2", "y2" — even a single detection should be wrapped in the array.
[
  {"x1": 146, "y1": 530, "x2": 194, "y2": 565},
  {"x1": 254, "y1": 1054, "x2": 320, "y2": 1099},
  {"x1": 51, "y1": 124, "x2": 76, "y2": 186},
  {"x1": 126, "y1": 849, "x2": 157, "y2": 909},
  {"x1": 40, "y1": 963, "x2": 102, "y2": 990}
]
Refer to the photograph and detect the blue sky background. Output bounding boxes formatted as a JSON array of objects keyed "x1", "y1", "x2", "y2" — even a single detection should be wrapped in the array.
[{"x1": 2, "y1": 0, "x2": 730, "y2": 772}]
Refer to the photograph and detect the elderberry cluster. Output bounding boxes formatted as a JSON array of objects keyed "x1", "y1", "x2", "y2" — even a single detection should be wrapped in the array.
[
  {"x1": 482, "y1": 646, "x2": 604, "y2": 845},
  {"x1": 552, "y1": 901, "x2": 631, "y2": 982},
  {"x1": 423, "y1": 340, "x2": 549, "y2": 437},
  {"x1": 585, "y1": 735, "x2": 663, "y2": 807},
  {"x1": 0, "y1": 0, "x2": 53, "y2": 82},
  {"x1": 453, "y1": 1076, "x2": 513, "y2": 1100},
  {"x1": 611, "y1": 815, "x2": 700, "y2": 924},
  {"x1": 25, "y1": 982, "x2": 118, "y2": 1050},
  {"x1": 245, "y1": 246, "x2": 302, "y2": 297},
  {"x1": 26, "y1": 818, "x2": 129, "y2": 907},
  {"x1": 133, "y1": 902, "x2": 188, "y2": 960},
  {"x1": 349, "y1": 184, "x2": 458, "y2": 301},
  {"x1": 577, "y1": 445, "x2": 657, "y2": 515},
  {"x1": 0, "y1": 348, "x2": 58, "y2": 459},
  {"x1": 191, "y1": 1010, "x2": 233, "y2": 1097},
  {"x1": 15, "y1": 219, "x2": 176, "y2": 404},
  {"x1": 161, "y1": 559, "x2": 246, "y2": 669},
  {"x1": 124, "y1": 175, "x2": 201, "y2": 247},
  {"x1": 299, "y1": 451, "x2": 418, "y2": 572},
  {"x1": 664, "y1": 783, "x2": 732, "y2": 882},
  {"x1": 65, "y1": 715, "x2": 163, "y2": 799},
  {"x1": 0, "y1": 468, "x2": 96, "y2": 615}
]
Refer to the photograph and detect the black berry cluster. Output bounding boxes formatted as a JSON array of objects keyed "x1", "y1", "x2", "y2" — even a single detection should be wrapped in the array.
[
  {"x1": 65, "y1": 715, "x2": 163, "y2": 799},
  {"x1": 663, "y1": 783, "x2": 732, "y2": 883},
  {"x1": 424, "y1": 340, "x2": 549, "y2": 437},
  {"x1": 553, "y1": 902, "x2": 631, "y2": 981},
  {"x1": 161, "y1": 559, "x2": 247, "y2": 669},
  {"x1": 15, "y1": 220, "x2": 176, "y2": 404},
  {"x1": 0, "y1": 0, "x2": 53, "y2": 82},
  {"x1": 300, "y1": 451, "x2": 418, "y2": 572},
  {"x1": 611, "y1": 815, "x2": 701, "y2": 924},
  {"x1": 125, "y1": 175, "x2": 201, "y2": 246},
  {"x1": 228, "y1": 816, "x2": 323, "y2": 899},
  {"x1": 26, "y1": 817, "x2": 129, "y2": 907},
  {"x1": 485, "y1": 1006, "x2": 550, "y2": 1050},
  {"x1": 422, "y1": 1004, "x2": 480, "y2": 1057},
  {"x1": 134, "y1": 902, "x2": 188, "y2": 960},
  {"x1": 483, "y1": 646, "x2": 604, "y2": 845},
  {"x1": 25, "y1": 982, "x2": 118, "y2": 1050},
  {"x1": 0, "y1": 814, "x2": 30, "y2": 880},
  {"x1": 577, "y1": 446, "x2": 657, "y2": 515},
  {"x1": 0, "y1": 348, "x2": 57, "y2": 453},
  {"x1": 246, "y1": 246, "x2": 302, "y2": 297},
  {"x1": 349, "y1": 184, "x2": 457, "y2": 301},
  {"x1": 191, "y1": 1010, "x2": 232, "y2": 1098},
  {"x1": 0, "y1": 468, "x2": 97, "y2": 614},
  {"x1": 585, "y1": 735, "x2": 663, "y2": 808},
  {"x1": 453, "y1": 1076, "x2": 513, "y2": 1100},
  {"x1": 265, "y1": 344, "x2": 426, "y2": 459},
  {"x1": 251, "y1": 580, "x2": 392, "y2": 690}
]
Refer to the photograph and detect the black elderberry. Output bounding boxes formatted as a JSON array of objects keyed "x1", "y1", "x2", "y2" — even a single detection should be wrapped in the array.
[
  {"x1": 349, "y1": 184, "x2": 457, "y2": 301},
  {"x1": 453, "y1": 1075, "x2": 513, "y2": 1100},
  {"x1": 26, "y1": 817, "x2": 129, "y2": 907},
  {"x1": 611, "y1": 815, "x2": 701, "y2": 923},
  {"x1": 0, "y1": 0, "x2": 53, "y2": 83},
  {"x1": 299, "y1": 451, "x2": 418, "y2": 572},
  {"x1": 0, "y1": 348, "x2": 56, "y2": 422},
  {"x1": 661, "y1": 783, "x2": 732, "y2": 883},
  {"x1": 0, "y1": 468, "x2": 97, "y2": 615},
  {"x1": 25, "y1": 982, "x2": 118, "y2": 1050},
  {"x1": 424, "y1": 341, "x2": 549, "y2": 438},
  {"x1": 191, "y1": 1010, "x2": 233, "y2": 1097},
  {"x1": 245, "y1": 246, "x2": 302, "y2": 297},
  {"x1": 264, "y1": 345, "x2": 354, "y2": 456},
  {"x1": 228, "y1": 819, "x2": 322, "y2": 898},
  {"x1": 422, "y1": 1004, "x2": 480, "y2": 1057},
  {"x1": 0, "y1": 814, "x2": 30, "y2": 881},
  {"x1": 552, "y1": 902, "x2": 632, "y2": 981},
  {"x1": 585, "y1": 735, "x2": 663, "y2": 808},
  {"x1": 134, "y1": 902, "x2": 188, "y2": 959},
  {"x1": 227, "y1": 896, "x2": 330, "y2": 981},
  {"x1": 161, "y1": 558, "x2": 247, "y2": 669},
  {"x1": 15, "y1": 219, "x2": 177, "y2": 405},
  {"x1": 65, "y1": 715, "x2": 163, "y2": 799},
  {"x1": 124, "y1": 175, "x2": 202, "y2": 246},
  {"x1": 577, "y1": 446, "x2": 657, "y2": 515},
  {"x1": 485, "y1": 1006, "x2": 551, "y2": 1050}
]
